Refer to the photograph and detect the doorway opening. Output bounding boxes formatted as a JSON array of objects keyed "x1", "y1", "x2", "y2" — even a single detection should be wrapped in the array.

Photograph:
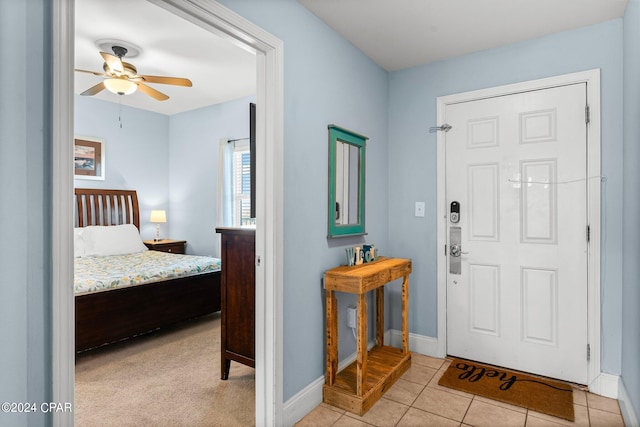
[{"x1": 52, "y1": 0, "x2": 284, "y2": 425}]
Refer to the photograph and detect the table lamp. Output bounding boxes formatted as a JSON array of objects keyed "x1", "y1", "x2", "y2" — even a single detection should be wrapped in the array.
[{"x1": 150, "y1": 210, "x2": 167, "y2": 241}]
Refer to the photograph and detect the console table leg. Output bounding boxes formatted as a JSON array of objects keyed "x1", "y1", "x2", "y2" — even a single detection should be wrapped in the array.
[
  {"x1": 376, "y1": 287, "x2": 384, "y2": 347},
  {"x1": 326, "y1": 290, "x2": 338, "y2": 385},
  {"x1": 402, "y1": 274, "x2": 410, "y2": 353},
  {"x1": 357, "y1": 293, "x2": 368, "y2": 396}
]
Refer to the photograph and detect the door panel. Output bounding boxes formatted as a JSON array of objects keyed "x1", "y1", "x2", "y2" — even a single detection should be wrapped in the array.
[
  {"x1": 468, "y1": 163, "x2": 499, "y2": 241},
  {"x1": 446, "y1": 83, "x2": 588, "y2": 384}
]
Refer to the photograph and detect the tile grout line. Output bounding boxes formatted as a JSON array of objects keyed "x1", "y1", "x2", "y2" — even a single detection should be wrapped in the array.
[{"x1": 313, "y1": 355, "x2": 621, "y2": 427}]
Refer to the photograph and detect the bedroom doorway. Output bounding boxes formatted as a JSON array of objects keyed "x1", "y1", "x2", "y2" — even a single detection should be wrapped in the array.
[{"x1": 52, "y1": 1, "x2": 284, "y2": 425}]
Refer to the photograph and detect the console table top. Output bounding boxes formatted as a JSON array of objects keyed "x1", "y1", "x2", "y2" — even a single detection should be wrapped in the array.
[{"x1": 324, "y1": 256, "x2": 412, "y2": 294}]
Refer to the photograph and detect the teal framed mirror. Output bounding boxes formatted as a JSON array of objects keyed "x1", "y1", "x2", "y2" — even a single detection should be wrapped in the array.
[{"x1": 328, "y1": 125, "x2": 367, "y2": 238}]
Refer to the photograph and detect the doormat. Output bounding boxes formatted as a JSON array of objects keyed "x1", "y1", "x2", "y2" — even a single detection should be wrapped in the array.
[{"x1": 438, "y1": 359, "x2": 574, "y2": 421}]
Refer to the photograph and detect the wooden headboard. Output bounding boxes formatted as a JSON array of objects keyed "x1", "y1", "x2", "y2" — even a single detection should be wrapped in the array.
[{"x1": 74, "y1": 188, "x2": 140, "y2": 229}]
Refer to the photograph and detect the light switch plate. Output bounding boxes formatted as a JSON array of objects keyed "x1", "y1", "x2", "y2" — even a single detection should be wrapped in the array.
[{"x1": 415, "y1": 202, "x2": 425, "y2": 217}]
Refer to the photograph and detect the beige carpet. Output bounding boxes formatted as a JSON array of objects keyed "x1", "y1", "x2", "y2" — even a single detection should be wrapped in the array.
[{"x1": 75, "y1": 313, "x2": 255, "y2": 427}]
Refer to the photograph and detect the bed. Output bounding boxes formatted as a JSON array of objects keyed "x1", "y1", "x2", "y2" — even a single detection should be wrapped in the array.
[{"x1": 74, "y1": 188, "x2": 221, "y2": 352}]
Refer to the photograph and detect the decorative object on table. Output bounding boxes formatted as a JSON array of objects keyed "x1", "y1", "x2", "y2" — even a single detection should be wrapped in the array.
[
  {"x1": 354, "y1": 246, "x2": 363, "y2": 265},
  {"x1": 149, "y1": 210, "x2": 167, "y2": 241},
  {"x1": 345, "y1": 244, "x2": 376, "y2": 266},
  {"x1": 363, "y1": 244, "x2": 376, "y2": 262},
  {"x1": 345, "y1": 247, "x2": 356, "y2": 266}
]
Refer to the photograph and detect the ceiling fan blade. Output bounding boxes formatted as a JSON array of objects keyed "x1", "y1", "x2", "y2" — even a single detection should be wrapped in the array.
[
  {"x1": 100, "y1": 51, "x2": 123, "y2": 74},
  {"x1": 80, "y1": 82, "x2": 106, "y2": 96},
  {"x1": 140, "y1": 75, "x2": 193, "y2": 87},
  {"x1": 137, "y1": 83, "x2": 169, "y2": 101},
  {"x1": 74, "y1": 68, "x2": 110, "y2": 77}
]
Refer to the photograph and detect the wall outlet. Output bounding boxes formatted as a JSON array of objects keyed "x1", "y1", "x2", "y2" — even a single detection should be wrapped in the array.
[
  {"x1": 415, "y1": 201, "x2": 426, "y2": 217},
  {"x1": 347, "y1": 306, "x2": 357, "y2": 328}
]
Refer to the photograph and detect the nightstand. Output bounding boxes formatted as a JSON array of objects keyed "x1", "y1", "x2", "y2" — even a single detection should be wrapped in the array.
[{"x1": 143, "y1": 239, "x2": 186, "y2": 254}]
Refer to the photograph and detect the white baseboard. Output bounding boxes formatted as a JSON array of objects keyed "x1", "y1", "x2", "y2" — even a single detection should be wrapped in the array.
[
  {"x1": 282, "y1": 330, "x2": 626, "y2": 425},
  {"x1": 282, "y1": 375, "x2": 324, "y2": 427},
  {"x1": 589, "y1": 372, "x2": 620, "y2": 399},
  {"x1": 618, "y1": 379, "x2": 639, "y2": 427},
  {"x1": 387, "y1": 329, "x2": 440, "y2": 357},
  {"x1": 283, "y1": 332, "x2": 437, "y2": 426},
  {"x1": 282, "y1": 337, "x2": 377, "y2": 427}
]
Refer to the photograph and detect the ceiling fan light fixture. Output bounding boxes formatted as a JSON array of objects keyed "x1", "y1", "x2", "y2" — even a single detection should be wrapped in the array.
[{"x1": 104, "y1": 78, "x2": 137, "y2": 96}]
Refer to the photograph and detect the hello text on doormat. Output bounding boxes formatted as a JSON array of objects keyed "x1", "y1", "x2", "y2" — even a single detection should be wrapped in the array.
[{"x1": 438, "y1": 359, "x2": 575, "y2": 421}]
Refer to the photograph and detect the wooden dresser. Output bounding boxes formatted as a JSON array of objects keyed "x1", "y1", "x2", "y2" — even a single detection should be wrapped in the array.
[{"x1": 215, "y1": 227, "x2": 256, "y2": 379}]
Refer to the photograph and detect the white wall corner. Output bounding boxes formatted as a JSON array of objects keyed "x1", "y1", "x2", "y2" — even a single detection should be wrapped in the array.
[
  {"x1": 618, "y1": 379, "x2": 639, "y2": 427},
  {"x1": 388, "y1": 329, "x2": 440, "y2": 357},
  {"x1": 589, "y1": 372, "x2": 620, "y2": 399}
]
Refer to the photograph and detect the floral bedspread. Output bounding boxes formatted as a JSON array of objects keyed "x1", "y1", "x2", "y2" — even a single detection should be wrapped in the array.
[{"x1": 74, "y1": 250, "x2": 221, "y2": 295}]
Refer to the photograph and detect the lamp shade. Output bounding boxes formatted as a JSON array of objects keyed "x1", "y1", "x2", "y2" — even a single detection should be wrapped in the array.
[
  {"x1": 149, "y1": 210, "x2": 167, "y2": 223},
  {"x1": 104, "y1": 78, "x2": 137, "y2": 95}
]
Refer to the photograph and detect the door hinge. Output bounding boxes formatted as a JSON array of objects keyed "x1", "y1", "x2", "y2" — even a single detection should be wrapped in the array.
[
  {"x1": 587, "y1": 225, "x2": 591, "y2": 243},
  {"x1": 256, "y1": 255, "x2": 261, "y2": 267},
  {"x1": 587, "y1": 344, "x2": 591, "y2": 361},
  {"x1": 585, "y1": 105, "x2": 590, "y2": 124},
  {"x1": 444, "y1": 244, "x2": 447, "y2": 256}
]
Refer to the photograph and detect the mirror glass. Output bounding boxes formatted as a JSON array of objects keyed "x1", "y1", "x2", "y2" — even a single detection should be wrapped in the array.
[
  {"x1": 328, "y1": 125, "x2": 367, "y2": 237},
  {"x1": 335, "y1": 139, "x2": 360, "y2": 225}
]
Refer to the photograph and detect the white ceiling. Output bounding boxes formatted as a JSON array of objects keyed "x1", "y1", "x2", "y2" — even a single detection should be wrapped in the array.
[
  {"x1": 298, "y1": 0, "x2": 629, "y2": 71},
  {"x1": 75, "y1": 0, "x2": 256, "y2": 116},
  {"x1": 76, "y1": 0, "x2": 629, "y2": 116}
]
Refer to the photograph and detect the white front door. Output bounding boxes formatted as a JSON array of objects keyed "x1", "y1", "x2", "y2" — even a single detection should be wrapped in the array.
[{"x1": 445, "y1": 83, "x2": 589, "y2": 384}]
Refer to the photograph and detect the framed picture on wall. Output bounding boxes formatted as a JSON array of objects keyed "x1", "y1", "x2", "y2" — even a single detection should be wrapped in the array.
[{"x1": 74, "y1": 136, "x2": 105, "y2": 180}]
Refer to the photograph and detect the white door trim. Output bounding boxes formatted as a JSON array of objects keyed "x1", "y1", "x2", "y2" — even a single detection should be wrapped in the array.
[
  {"x1": 52, "y1": 3, "x2": 75, "y2": 426},
  {"x1": 435, "y1": 69, "x2": 601, "y2": 389},
  {"x1": 52, "y1": 1, "x2": 284, "y2": 425}
]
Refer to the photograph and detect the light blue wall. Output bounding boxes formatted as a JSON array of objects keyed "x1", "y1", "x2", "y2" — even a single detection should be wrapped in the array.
[
  {"x1": 168, "y1": 95, "x2": 255, "y2": 257},
  {"x1": 5, "y1": 0, "x2": 638, "y2": 423},
  {"x1": 387, "y1": 20, "x2": 624, "y2": 375},
  {"x1": 0, "y1": 0, "x2": 52, "y2": 426},
  {"x1": 218, "y1": 0, "x2": 390, "y2": 401},
  {"x1": 74, "y1": 95, "x2": 256, "y2": 252},
  {"x1": 622, "y1": 0, "x2": 640, "y2": 418},
  {"x1": 74, "y1": 95, "x2": 170, "y2": 240}
]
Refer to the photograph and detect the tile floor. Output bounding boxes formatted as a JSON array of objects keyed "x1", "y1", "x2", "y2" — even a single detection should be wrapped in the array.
[{"x1": 296, "y1": 355, "x2": 625, "y2": 427}]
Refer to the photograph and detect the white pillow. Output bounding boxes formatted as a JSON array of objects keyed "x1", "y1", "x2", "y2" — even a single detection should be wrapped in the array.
[
  {"x1": 82, "y1": 224, "x2": 148, "y2": 257},
  {"x1": 74, "y1": 228, "x2": 86, "y2": 258}
]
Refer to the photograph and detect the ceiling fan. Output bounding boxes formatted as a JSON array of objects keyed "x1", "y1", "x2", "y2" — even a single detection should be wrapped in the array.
[{"x1": 75, "y1": 45, "x2": 192, "y2": 101}]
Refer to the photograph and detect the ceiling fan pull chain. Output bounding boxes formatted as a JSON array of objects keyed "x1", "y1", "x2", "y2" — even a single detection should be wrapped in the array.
[{"x1": 118, "y1": 97, "x2": 123, "y2": 129}]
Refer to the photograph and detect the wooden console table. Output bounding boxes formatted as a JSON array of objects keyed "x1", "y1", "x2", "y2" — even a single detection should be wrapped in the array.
[{"x1": 323, "y1": 257, "x2": 412, "y2": 415}]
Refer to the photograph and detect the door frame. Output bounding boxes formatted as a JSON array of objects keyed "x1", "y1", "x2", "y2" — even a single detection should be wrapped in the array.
[
  {"x1": 51, "y1": 0, "x2": 284, "y2": 425},
  {"x1": 435, "y1": 69, "x2": 602, "y2": 391}
]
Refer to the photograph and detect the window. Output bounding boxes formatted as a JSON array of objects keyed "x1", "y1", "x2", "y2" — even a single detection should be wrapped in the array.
[
  {"x1": 218, "y1": 138, "x2": 255, "y2": 228},
  {"x1": 232, "y1": 142, "x2": 255, "y2": 226}
]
